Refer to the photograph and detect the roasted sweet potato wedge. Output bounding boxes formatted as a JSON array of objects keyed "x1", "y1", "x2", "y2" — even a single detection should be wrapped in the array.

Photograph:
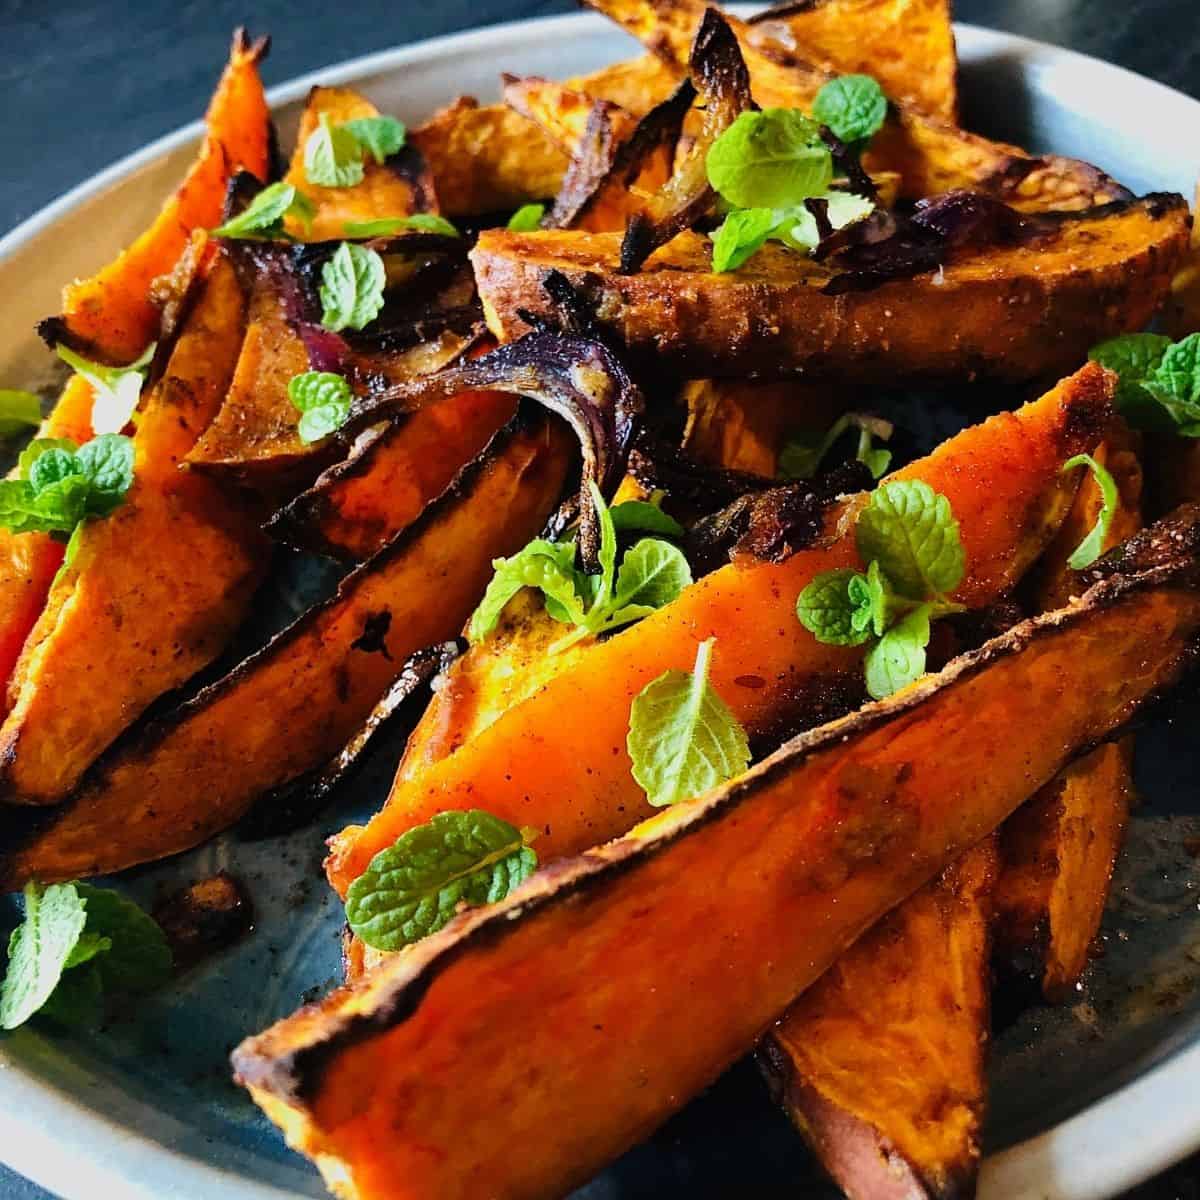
[
  {"x1": 38, "y1": 30, "x2": 271, "y2": 364},
  {"x1": 473, "y1": 196, "x2": 1189, "y2": 383},
  {"x1": 267, "y1": 385, "x2": 516, "y2": 560},
  {"x1": 1166, "y1": 182, "x2": 1200, "y2": 338},
  {"x1": 585, "y1": 0, "x2": 1125, "y2": 211},
  {"x1": 282, "y1": 87, "x2": 438, "y2": 242},
  {"x1": 235, "y1": 509, "x2": 1200, "y2": 1200},
  {"x1": 746, "y1": 0, "x2": 958, "y2": 122},
  {"x1": 761, "y1": 839, "x2": 997, "y2": 1200},
  {"x1": 326, "y1": 363, "x2": 1114, "y2": 895},
  {"x1": 503, "y1": 77, "x2": 640, "y2": 158},
  {"x1": 0, "y1": 417, "x2": 572, "y2": 884},
  {"x1": 0, "y1": 255, "x2": 268, "y2": 806}
]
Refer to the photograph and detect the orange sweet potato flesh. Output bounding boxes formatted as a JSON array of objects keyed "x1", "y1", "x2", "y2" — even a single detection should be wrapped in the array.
[
  {"x1": 472, "y1": 198, "x2": 1189, "y2": 384},
  {"x1": 234, "y1": 523, "x2": 1200, "y2": 1200},
  {"x1": 0, "y1": 256, "x2": 268, "y2": 806},
  {"x1": 761, "y1": 840, "x2": 997, "y2": 1200},
  {"x1": 267, "y1": 387, "x2": 517, "y2": 560},
  {"x1": 0, "y1": 375, "x2": 95, "y2": 705},
  {"x1": 1165, "y1": 182, "x2": 1200, "y2": 339},
  {"x1": 0, "y1": 418, "x2": 572, "y2": 884},
  {"x1": 746, "y1": 0, "x2": 958, "y2": 122},
  {"x1": 585, "y1": 0, "x2": 1124, "y2": 211},
  {"x1": 325, "y1": 362, "x2": 1115, "y2": 896},
  {"x1": 282, "y1": 87, "x2": 439, "y2": 242},
  {"x1": 42, "y1": 31, "x2": 271, "y2": 365}
]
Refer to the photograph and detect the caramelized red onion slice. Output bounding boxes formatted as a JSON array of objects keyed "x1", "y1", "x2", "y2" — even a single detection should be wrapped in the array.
[{"x1": 346, "y1": 332, "x2": 645, "y2": 568}]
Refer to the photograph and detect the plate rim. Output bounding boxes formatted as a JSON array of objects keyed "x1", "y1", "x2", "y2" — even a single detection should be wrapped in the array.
[{"x1": 1, "y1": 10, "x2": 1199, "y2": 1200}]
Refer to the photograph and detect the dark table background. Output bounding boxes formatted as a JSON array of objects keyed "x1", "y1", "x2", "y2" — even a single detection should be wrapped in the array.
[{"x1": 3, "y1": 0, "x2": 1199, "y2": 1197}]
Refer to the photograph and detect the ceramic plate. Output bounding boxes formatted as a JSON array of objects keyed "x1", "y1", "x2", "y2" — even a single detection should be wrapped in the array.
[{"x1": 1, "y1": 11, "x2": 1199, "y2": 1200}]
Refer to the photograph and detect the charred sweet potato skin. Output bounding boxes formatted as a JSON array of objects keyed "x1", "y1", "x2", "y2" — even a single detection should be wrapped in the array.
[
  {"x1": 0, "y1": 419, "x2": 573, "y2": 884},
  {"x1": 268, "y1": 389, "x2": 517, "y2": 561},
  {"x1": 236, "y1": 538, "x2": 1200, "y2": 1200},
  {"x1": 472, "y1": 200, "x2": 1189, "y2": 383},
  {"x1": 0, "y1": 256, "x2": 268, "y2": 806},
  {"x1": 762, "y1": 840, "x2": 997, "y2": 1200},
  {"x1": 325, "y1": 365, "x2": 1115, "y2": 895},
  {"x1": 43, "y1": 32, "x2": 270, "y2": 364}
]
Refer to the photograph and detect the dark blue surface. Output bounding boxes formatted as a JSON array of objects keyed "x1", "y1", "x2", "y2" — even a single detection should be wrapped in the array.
[{"x1": 4, "y1": 2, "x2": 1200, "y2": 1198}]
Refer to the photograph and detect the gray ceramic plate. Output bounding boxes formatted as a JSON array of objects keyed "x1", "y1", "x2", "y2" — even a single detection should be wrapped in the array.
[{"x1": 1, "y1": 11, "x2": 1199, "y2": 1200}]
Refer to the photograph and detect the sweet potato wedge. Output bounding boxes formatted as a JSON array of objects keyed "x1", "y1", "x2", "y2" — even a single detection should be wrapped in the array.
[
  {"x1": 585, "y1": 0, "x2": 1124, "y2": 211},
  {"x1": 234, "y1": 510, "x2": 1200, "y2": 1200},
  {"x1": 502, "y1": 77, "x2": 640, "y2": 158},
  {"x1": 39, "y1": 30, "x2": 271, "y2": 364},
  {"x1": 472, "y1": 196, "x2": 1189, "y2": 383},
  {"x1": 746, "y1": 0, "x2": 958, "y2": 122},
  {"x1": 1166, "y1": 182, "x2": 1200, "y2": 338},
  {"x1": 0, "y1": 417, "x2": 572, "y2": 884},
  {"x1": 325, "y1": 363, "x2": 1115, "y2": 895},
  {"x1": 282, "y1": 87, "x2": 438, "y2": 242},
  {"x1": 266, "y1": 388, "x2": 516, "y2": 560},
  {"x1": 0, "y1": 255, "x2": 268, "y2": 806},
  {"x1": 761, "y1": 839, "x2": 998, "y2": 1200},
  {"x1": 0, "y1": 375, "x2": 96, "y2": 702}
]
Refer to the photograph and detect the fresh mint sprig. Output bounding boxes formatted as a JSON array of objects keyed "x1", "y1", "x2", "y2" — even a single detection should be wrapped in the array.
[
  {"x1": 1089, "y1": 332, "x2": 1200, "y2": 435},
  {"x1": 796, "y1": 479, "x2": 966, "y2": 699},
  {"x1": 812, "y1": 74, "x2": 888, "y2": 148},
  {"x1": 1060, "y1": 453, "x2": 1118, "y2": 570},
  {"x1": 707, "y1": 109, "x2": 833, "y2": 210},
  {"x1": 345, "y1": 809, "x2": 537, "y2": 952},
  {"x1": 468, "y1": 487, "x2": 691, "y2": 649},
  {"x1": 0, "y1": 881, "x2": 171, "y2": 1030},
  {"x1": 212, "y1": 182, "x2": 316, "y2": 240},
  {"x1": 507, "y1": 203, "x2": 546, "y2": 232},
  {"x1": 319, "y1": 242, "x2": 386, "y2": 332},
  {"x1": 288, "y1": 371, "x2": 352, "y2": 443},
  {"x1": 627, "y1": 637, "x2": 750, "y2": 808},
  {"x1": 779, "y1": 412, "x2": 893, "y2": 481},
  {"x1": 305, "y1": 114, "x2": 407, "y2": 189}
]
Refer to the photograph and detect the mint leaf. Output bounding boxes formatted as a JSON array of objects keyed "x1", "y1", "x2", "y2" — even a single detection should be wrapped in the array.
[
  {"x1": 706, "y1": 109, "x2": 833, "y2": 210},
  {"x1": 342, "y1": 115, "x2": 407, "y2": 165},
  {"x1": 779, "y1": 412, "x2": 893, "y2": 480},
  {"x1": 711, "y1": 207, "x2": 777, "y2": 273},
  {"x1": 319, "y1": 242, "x2": 386, "y2": 332},
  {"x1": 345, "y1": 809, "x2": 537, "y2": 951},
  {"x1": 0, "y1": 476, "x2": 89, "y2": 535},
  {"x1": 39, "y1": 963, "x2": 104, "y2": 1029},
  {"x1": 0, "y1": 391, "x2": 41, "y2": 437},
  {"x1": 812, "y1": 75, "x2": 888, "y2": 146},
  {"x1": 609, "y1": 499, "x2": 684, "y2": 538},
  {"x1": 74, "y1": 884, "x2": 171, "y2": 993},
  {"x1": 468, "y1": 538, "x2": 585, "y2": 641},
  {"x1": 304, "y1": 113, "x2": 365, "y2": 188},
  {"x1": 864, "y1": 603, "x2": 930, "y2": 699},
  {"x1": 344, "y1": 214, "x2": 459, "y2": 239},
  {"x1": 289, "y1": 371, "x2": 352, "y2": 444},
  {"x1": 0, "y1": 882, "x2": 88, "y2": 1030},
  {"x1": 590, "y1": 478, "x2": 619, "y2": 616},
  {"x1": 56, "y1": 343, "x2": 152, "y2": 434},
  {"x1": 76, "y1": 433, "x2": 134, "y2": 514},
  {"x1": 1060, "y1": 453, "x2": 1119, "y2": 570},
  {"x1": 1144, "y1": 333, "x2": 1200, "y2": 435},
  {"x1": 609, "y1": 538, "x2": 692, "y2": 613},
  {"x1": 627, "y1": 638, "x2": 750, "y2": 808},
  {"x1": 856, "y1": 479, "x2": 964, "y2": 601},
  {"x1": 29, "y1": 446, "x2": 83, "y2": 493},
  {"x1": 507, "y1": 203, "x2": 546, "y2": 232},
  {"x1": 19, "y1": 437, "x2": 77, "y2": 480},
  {"x1": 213, "y1": 182, "x2": 315, "y2": 240},
  {"x1": 63, "y1": 932, "x2": 112, "y2": 970},
  {"x1": 796, "y1": 567, "x2": 872, "y2": 646}
]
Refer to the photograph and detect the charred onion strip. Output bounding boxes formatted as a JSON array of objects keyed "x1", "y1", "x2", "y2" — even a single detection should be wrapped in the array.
[
  {"x1": 346, "y1": 332, "x2": 644, "y2": 568},
  {"x1": 619, "y1": 8, "x2": 754, "y2": 273}
]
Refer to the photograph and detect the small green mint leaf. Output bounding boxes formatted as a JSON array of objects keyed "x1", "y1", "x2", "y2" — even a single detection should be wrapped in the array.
[
  {"x1": 52, "y1": 520, "x2": 86, "y2": 588},
  {"x1": 343, "y1": 214, "x2": 459, "y2": 239},
  {"x1": 507, "y1": 203, "x2": 546, "y2": 232},
  {"x1": 77, "y1": 434, "x2": 135, "y2": 516},
  {"x1": 1089, "y1": 333, "x2": 1174, "y2": 429},
  {"x1": 860, "y1": 443, "x2": 892, "y2": 479},
  {"x1": 856, "y1": 479, "x2": 964, "y2": 600},
  {"x1": 812, "y1": 74, "x2": 888, "y2": 145},
  {"x1": 0, "y1": 474, "x2": 91, "y2": 535},
  {"x1": 864, "y1": 603, "x2": 931, "y2": 700},
  {"x1": 780, "y1": 412, "x2": 893, "y2": 481},
  {"x1": 19, "y1": 437, "x2": 77, "y2": 481},
  {"x1": 304, "y1": 113, "x2": 366, "y2": 189},
  {"x1": 28, "y1": 447, "x2": 84, "y2": 494},
  {"x1": 627, "y1": 638, "x2": 751, "y2": 808},
  {"x1": 710, "y1": 207, "x2": 777, "y2": 273},
  {"x1": 345, "y1": 809, "x2": 538, "y2": 951},
  {"x1": 706, "y1": 109, "x2": 833, "y2": 210},
  {"x1": 0, "y1": 391, "x2": 42, "y2": 437},
  {"x1": 1143, "y1": 333, "x2": 1200, "y2": 435},
  {"x1": 319, "y1": 242, "x2": 386, "y2": 332},
  {"x1": 468, "y1": 539, "x2": 585, "y2": 641},
  {"x1": 609, "y1": 538, "x2": 692, "y2": 613},
  {"x1": 796, "y1": 568, "x2": 872, "y2": 646},
  {"x1": 608, "y1": 499, "x2": 685, "y2": 538},
  {"x1": 74, "y1": 884, "x2": 171, "y2": 994},
  {"x1": 62, "y1": 932, "x2": 112, "y2": 971},
  {"x1": 38, "y1": 963, "x2": 105, "y2": 1029},
  {"x1": 297, "y1": 406, "x2": 346, "y2": 444},
  {"x1": 1060, "y1": 453, "x2": 1119, "y2": 571},
  {"x1": 342, "y1": 115, "x2": 407, "y2": 165},
  {"x1": 0, "y1": 882, "x2": 89, "y2": 1030},
  {"x1": 212, "y1": 182, "x2": 315, "y2": 239},
  {"x1": 588, "y1": 479, "x2": 619, "y2": 617},
  {"x1": 289, "y1": 371, "x2": 352, "y2": 444}
]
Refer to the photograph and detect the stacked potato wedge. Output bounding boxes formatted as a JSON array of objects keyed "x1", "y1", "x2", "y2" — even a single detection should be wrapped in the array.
[{"x1": 2, "y1": 3, "x2": 1199, "y2": 1200}]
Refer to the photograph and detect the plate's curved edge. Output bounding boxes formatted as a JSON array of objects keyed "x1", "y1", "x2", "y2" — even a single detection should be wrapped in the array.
[{"x1": 0, "y1": 10, "x2": 1198, "y2": 1200}]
